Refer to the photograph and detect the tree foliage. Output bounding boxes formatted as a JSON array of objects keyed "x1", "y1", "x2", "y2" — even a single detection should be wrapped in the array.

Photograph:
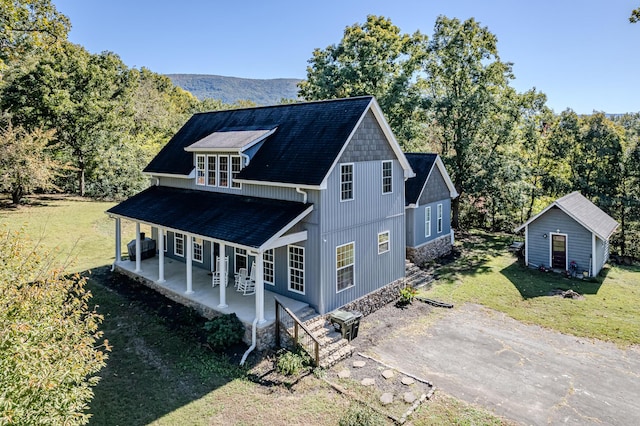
[
  {"x1": 298, "y1": 15, "x2": 428, "y2": 145},
  {"x1": 0, "y1": 228, "x2": 108, "y2": 425},
  {"x1": 630, "y1": 7, "x2": 640, "y2": 23},
  {"x1": 0, "y1": 120, "x2": 59, "y2": 203}
]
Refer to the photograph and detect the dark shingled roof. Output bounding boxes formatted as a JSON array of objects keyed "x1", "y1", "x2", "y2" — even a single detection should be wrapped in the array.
[
  {"x1": 404, "y1": 153, "x2": 438, "y2": 205},
  {"x1": 106, "y1": 186, "x2": 312, "y2": 248},
  {"x1": 144, "y1": 96, "x2": 374, "y2": 186}
]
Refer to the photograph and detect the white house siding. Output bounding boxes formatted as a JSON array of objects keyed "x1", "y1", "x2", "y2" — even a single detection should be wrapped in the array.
[{"x1": 527, "y1": 207, "x2": 592, "y2": 271}]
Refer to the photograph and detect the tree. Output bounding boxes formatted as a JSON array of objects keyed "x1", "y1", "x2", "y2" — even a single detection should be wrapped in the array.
[
  {"x1": 0, "y1": 0, "x2": 70, "y2": 66},
  {"x1": 0, "y1": 120, "x2": 59, "y2": 204},
  {"x1": 421, "y1": 16, "x2": 520, "y2": 228},
  {"x1": 298, "y1": 15, "x2": 428, "y2": 146},
  {"x1": 0, "y1": 228, "x2": 108, "y2": 424},
  {"x1": 630, "y1": 7, "x2": 640, "y2": 23},
  {"x1": 0, "y1": 42, "x2": 136, "y2": 196}
]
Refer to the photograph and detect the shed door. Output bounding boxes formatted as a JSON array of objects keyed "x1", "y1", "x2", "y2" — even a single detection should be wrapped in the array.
[{"x1": 551, "y1": 235, "x2": 567, "y2": 269}]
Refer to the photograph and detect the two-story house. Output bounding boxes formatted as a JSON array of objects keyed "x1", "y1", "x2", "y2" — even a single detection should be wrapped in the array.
[{"x1": 107, "y1": 96, "x2": 420, "y2": 349}]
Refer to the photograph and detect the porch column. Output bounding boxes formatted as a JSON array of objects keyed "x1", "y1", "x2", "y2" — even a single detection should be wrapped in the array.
[
  {"x1": 135, "y1": 222, "x2": 141, "y2": 272},
  {"x1": 218, "y1": 242, "x2": 228, "y2": 308},
  {"x1": 157, "y1": 227, "x2": 165, "y2": 283},
  {"x1": 255, "y1": 252, "x2": 265, "y2": 324},
  {"x1": 186, "y1": 233, "x2": 193, "y2": 294},
  {"x1": 114, "y1": 217, "x2": 121, "y2": 263}
]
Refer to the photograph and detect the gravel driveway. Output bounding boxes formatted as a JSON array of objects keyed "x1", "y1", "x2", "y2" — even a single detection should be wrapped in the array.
[{"x1": 367, "y1": 303, "x2": 640, "y2": 425}]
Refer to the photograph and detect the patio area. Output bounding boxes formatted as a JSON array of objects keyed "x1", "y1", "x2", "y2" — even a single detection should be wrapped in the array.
[{"x1": 113, "y1": 256, "x2": 311, "y2": 328}]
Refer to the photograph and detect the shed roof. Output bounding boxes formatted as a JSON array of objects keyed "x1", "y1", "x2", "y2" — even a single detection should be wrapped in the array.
[
  {"x1": 404, "y1": 153, "x2": 458, "y2": 206},
  {"x1": 515, "y1": 192, "x2": 618, "y2": 240},
  {"x1": 144, "y1": 96, "x2": 412, "y2": 187},
  {"x1": 106, "y1": 186, "x2": 312, "y2": 250}
]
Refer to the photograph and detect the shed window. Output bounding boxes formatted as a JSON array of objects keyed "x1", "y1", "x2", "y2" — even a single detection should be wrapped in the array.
[
  {"x1": 382, "y1": 161, "x2": 392, "y2": 194},
  {"x1": 437, "y1": 203, "x2": 443, "y2": 234},
  {"x1": 340, "y1": 163, "x2": 353, "y2": 201},
  {"x1": 378, "y1": 231, "x2": 390, "y2": 254},
  {"x1": 336, "y1": 242, "x2": 355, "y2": 292},
  {"x1": 288, "y1": 246, "x2": 305, "y2": 294}
]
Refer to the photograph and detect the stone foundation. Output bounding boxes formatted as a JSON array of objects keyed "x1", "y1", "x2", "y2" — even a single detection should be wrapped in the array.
[
  {"x1": 339, "y1": 277, "x2": 406, "y2": 317},
  {"x1": 406, "y1": 234, "x2": 453, "y2": 266}
]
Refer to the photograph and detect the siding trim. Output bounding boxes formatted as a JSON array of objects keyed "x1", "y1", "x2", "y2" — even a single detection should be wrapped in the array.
[{"x1": 592, "y1": 232, "x2": 596, "y2": 277}]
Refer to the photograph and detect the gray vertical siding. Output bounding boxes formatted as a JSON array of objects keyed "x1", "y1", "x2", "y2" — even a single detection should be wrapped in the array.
[
  {"x1": 407, "y1": 199, "x2": 451, "y2": 248},
  {"x1": 527, "y1": 207, "x2": 592, "y2": 271}
]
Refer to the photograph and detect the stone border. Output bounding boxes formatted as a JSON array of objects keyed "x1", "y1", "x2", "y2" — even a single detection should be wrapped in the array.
[
  {"x1": 406, "y1": 235, "x2": 452, "y2": 266},
  {"x1": 339, "y1": 277, "x2": 406, "y2": 317}
]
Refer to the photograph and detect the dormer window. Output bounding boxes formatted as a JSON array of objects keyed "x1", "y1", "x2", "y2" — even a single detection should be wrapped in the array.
[
  {"x1": 195, "y1": 154, "x2": 242, "y2": 189},
  {"x1": 196, "y1": 155, "x2": 206, "y2": 185}
]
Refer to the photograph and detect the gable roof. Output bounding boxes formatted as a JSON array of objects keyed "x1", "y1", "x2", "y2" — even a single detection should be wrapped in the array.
[
  {"x1": 144, "y1": 96, "x2": 412, "y2": 187},
  {"x1": 404, "y1": 153, "x2": 458, "y2": 206},
  {"x1": 106, "y1": 186, "x2": 312, "y2": 250},
  {"x1": 515, "y1": 192, "x2": 619, "y2": 240}
]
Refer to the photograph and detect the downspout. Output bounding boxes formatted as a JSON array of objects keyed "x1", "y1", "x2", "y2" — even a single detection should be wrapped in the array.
[
  {"x1": 241, "y1": 153, "x2": 250, "y2": 167},
  {"x1": 296, "y1": 187, "x2": 308, "y2": 204},
  {"x1": 240, "y1": 318, "x2": 258, "y2": 365}
]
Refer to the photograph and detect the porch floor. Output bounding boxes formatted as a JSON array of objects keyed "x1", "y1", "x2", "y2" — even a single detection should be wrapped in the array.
[{"x1": 114, "y1": 257, "x2": 310, "y2": 327}]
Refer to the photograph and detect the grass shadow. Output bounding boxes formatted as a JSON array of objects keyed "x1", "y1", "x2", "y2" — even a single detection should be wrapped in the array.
[
  {"x1": 85, "y1": 266, "x2": 250, "y2": 425},
  {"x1": 500, "y1": 262, "x2": 604, "y2": 299}
]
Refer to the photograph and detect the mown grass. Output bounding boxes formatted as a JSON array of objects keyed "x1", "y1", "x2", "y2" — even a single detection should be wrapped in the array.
[{"x1": 421, "y1": 230, "x2": 640, "y2": 346}]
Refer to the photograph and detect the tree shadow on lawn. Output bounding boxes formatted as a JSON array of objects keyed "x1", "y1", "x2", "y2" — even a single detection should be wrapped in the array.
[
  {"x1": 500, "y1": 261, "x2": 605, "y2": 299},
  {"x1": 85, "y1": 266, "x2": 251, "y2": 426}
]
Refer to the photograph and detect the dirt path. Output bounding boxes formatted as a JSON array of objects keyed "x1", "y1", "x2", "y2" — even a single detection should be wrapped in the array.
[{"x1": 357, "y1": 303, "x2": 640, "y2": 425}]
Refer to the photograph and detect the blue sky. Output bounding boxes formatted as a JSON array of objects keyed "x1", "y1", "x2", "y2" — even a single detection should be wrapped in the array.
[{"x1": 55, "y1": 0, "x2": 639, "y2": 114}]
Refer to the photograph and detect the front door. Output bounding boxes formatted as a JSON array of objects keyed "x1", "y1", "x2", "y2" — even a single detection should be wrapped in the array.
[{"x1": 551, "y1": 234, "x2": 567, "y2": 269}]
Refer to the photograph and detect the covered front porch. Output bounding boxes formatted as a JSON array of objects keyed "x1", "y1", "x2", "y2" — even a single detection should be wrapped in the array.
[{"x1": 113, "y1": 255, "x2": 309, "y2": 327}]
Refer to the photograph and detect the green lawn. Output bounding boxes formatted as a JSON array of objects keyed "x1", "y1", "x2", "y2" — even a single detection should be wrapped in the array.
[{"x1": 421, "y1": 230, "x2": 640, "y2": 346}]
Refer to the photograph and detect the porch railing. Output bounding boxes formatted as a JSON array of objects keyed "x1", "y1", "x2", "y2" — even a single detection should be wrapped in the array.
[{"x1": 274, "y1": 297, "x2": 320, "y2": 366}]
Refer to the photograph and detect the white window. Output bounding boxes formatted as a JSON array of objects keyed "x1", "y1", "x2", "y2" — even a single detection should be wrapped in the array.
[
  {"x1": 437, "y1": 203, "x2": 443, "y2": 234},
  {"x1": 425, "y1": 206, "x2": 431, "y2": 238},
  {"x1": 174, "y1": 233, "x2": 184, "y2": 257},
  {"x1": 235, "y1": 247, "x2": 247, "y2": 273},
  {"x1": 231, "y1": 155, "x2": 242, "y2": 189},
  {"x1": 263, "y1": 249, "x2": 274, "y2": 285},
  {"x1": 163, "y1": 230, "x2": 167, "y2": 252},
  {"x1": 288, "y1": 246, "x2": 305, "y2": 294},
  {"x1": 192, "y1": 237, "x2": 203, "y2": 263},
  {"x1": 340, "y1": 163, "x2": 353, "y2": 201},
  {"x1": 196, "y1": 154, "x2": 206, "y2": 186},
  {"x1": 218, "y1": 155, "x2": 229, "y2": 187},
  {"x1": 382, "y1": 160, "x2": 392, "y2": 194},
  {"x1": 378, "y1": 231, "x2": 390, "y2": 254},
  {"x1": 207, "y1": 155, "x2": 217, "y2": 186},
  {"x1": 336, "y1": 242, "x2": 355, "y2": 292}
]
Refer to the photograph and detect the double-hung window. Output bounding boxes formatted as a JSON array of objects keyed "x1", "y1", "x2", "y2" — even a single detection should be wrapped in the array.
[
  {"x1": 336, "y1": 242, "x2": 355, "y2": 292},
  {"x1": 235, "y1": 248, "x2": 247, "y2": 273},
  {"x1": 192, "y1": 237, "x2": 203, "y2": 263},
  {"x1": 218, "y1": 155, "x2": 229, "y2": 187},
  {"x1": 231, "y1": 155, "x2": 242, "y2": 189},
  {"x1": 437, "y1": 203, "x2": 443, "y2": 233},
  {"x1": 382, "y1": 161, "x2": 392, "y2": 194},
  {"x1": 425, "y1": 206, "x2": 432, "y2": 238},
  {"x1": 207, "y1": 155, "x2": 217, "y2": 186},
  {"x1": 174, "y1": 233, "x2": 184, "y2": 257},
  {"x1": 378, "y1": 231, "x2": 390, "y2": 254},
  {"x1": 340, "y1": 163, "x2": 354, "y2": 201},
  {"x1": 263, "y1": 249, "x2": 274, "y2": 285},
  {"x1": 288, "y1": 246, "x2": 305, "y2": 294},
  {"x1": 196, "y1": 155, "x2": 206, "y2": 186}
]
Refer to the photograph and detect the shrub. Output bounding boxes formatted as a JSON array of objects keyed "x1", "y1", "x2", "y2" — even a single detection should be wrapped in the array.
[
  {"x1": 399, "y1": 286, "x2": 418, "y2": 304},
  {"x1": 338, "y1": 403, "x2": 386, "y2": 426},
  {"x1": 276, "y1": 348, "x2": 311, "y2": 376},
  {"x1": 202, "y1": 314, "x2": 244, "y2": 351}
]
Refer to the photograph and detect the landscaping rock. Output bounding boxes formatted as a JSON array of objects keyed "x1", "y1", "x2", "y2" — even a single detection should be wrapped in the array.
[
  {"x1": 382, "y1": 369, "x2": 394, "y2": 379},
  {"x1": 338, "y1": 369, "x2": 351, "y2": 379},
  {"x1": 361, "y1": 378, "x2": 376, "y2": 386},
  {"x1": 404, "y1": 392, "x2": 417, "y2": 403},
  {"x1": 353, "y1": 360, "x2": 366, "y2": 368},
  {"x1": 401, "y1": 377, "x2": 415, "y2": 385},
  {"x1": 380, "y1": 393, "x2": 394, "y2": 405}
]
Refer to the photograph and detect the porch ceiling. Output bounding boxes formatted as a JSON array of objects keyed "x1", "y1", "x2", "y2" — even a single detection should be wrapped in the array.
[{"x1": 107, "y1": 186, "x2": 312, "y2": 249}]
